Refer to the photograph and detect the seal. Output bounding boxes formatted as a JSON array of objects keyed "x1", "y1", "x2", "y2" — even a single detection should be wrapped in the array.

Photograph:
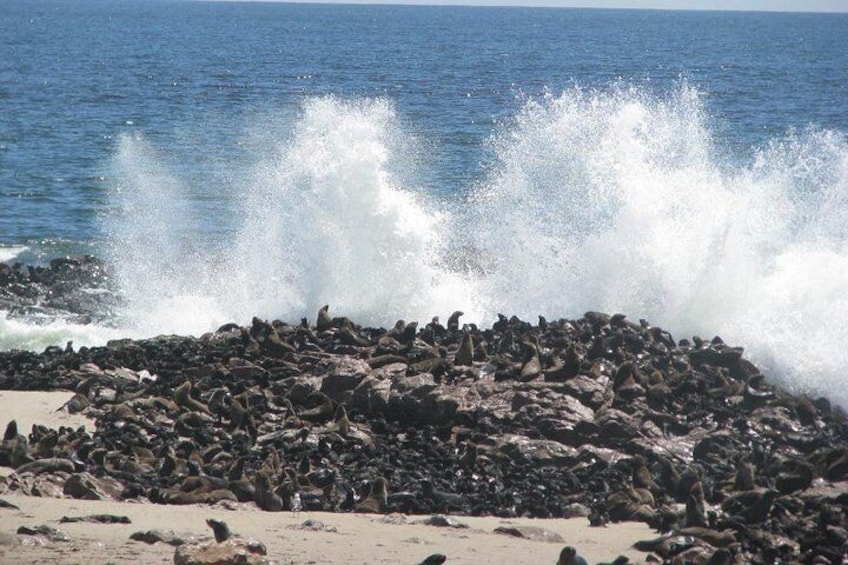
[
  {"x1": 447, "y1": 310, "x2": 463, "y2": 332},
  {"x1": 422, "y1": 479, "x2": 464, "y2": 512},
  {"x1": 733, "y1": 454, "x2": 755, "y2": 492},
  {"x1": 355, "y1": 476, "x2": 389, "y2": 513},
  {"x1": 454, "y1": 333, "x2": 474, "y2": 366},
  {"x1": 334, "y1": 404, "x2": 350, "y2": 437},
  {"x1": 206, "y1": 518, "x2": 231, "y2": 543},
  {"x1": 556, "y1": 545, "x2": 588, "y2": 565},
  {"x1": 519, "y1": 341, "x2": 542, "y2": 382},
  {"x1": 253, "y1": 470, "x2": 284, "y2": 512},
  {"x1": 418, "y1": 554, "x2": 447, "y2": 565},
  {"x1": 685, "y1": 481, "x2": 708, "y2": 528},
  {"x1": 0, "y1": 419, "x2": 29, "y2": 468},
  {"x1": 317, "y1": 305, "x2": 333, "y2": 332},
  {"x1": 174, "y1": 380, "x2": 211, "y2": 415}
]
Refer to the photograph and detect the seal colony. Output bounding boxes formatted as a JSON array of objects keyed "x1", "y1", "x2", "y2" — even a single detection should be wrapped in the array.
[{"x1": 1, "y1": 260, "x2": 848, "y2": 563}]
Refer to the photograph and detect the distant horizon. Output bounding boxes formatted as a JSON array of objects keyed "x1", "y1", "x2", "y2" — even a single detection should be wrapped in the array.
[{"x1": 202, "y1": 0, "x2": 848, "y2": 14}]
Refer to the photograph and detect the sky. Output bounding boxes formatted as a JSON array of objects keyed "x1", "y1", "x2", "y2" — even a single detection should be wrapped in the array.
[{"x1": 244, "y1": 0, "x2": 848, "y2": 12}]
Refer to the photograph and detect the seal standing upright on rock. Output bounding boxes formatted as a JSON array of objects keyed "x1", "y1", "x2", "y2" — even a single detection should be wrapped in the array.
[
  {"x1": 447, "y1": 311, "x2": 463, "y2": 332},
  {"x1": 317, "y1": 305, "x2": 333, "y2": 332}
]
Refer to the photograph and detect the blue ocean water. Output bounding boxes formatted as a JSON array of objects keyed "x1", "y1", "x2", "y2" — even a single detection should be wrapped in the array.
[{"x1": 1, "y1": 1, "x2": 848, "y2": 405}]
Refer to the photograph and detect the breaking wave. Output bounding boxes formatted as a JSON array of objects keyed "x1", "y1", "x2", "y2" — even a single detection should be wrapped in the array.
[{"x1": 5, "y1": 84, "x2": 848, "y2": 406}]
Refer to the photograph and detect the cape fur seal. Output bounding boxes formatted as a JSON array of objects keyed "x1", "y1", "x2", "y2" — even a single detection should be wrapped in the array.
[{"x1": 556, "y1": 546, "x2": 588, "y2": 565}]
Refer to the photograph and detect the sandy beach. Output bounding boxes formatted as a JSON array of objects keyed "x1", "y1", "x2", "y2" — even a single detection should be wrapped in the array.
[{"x1": 0, "y1": 391, "x2": 654, "y2": 565}]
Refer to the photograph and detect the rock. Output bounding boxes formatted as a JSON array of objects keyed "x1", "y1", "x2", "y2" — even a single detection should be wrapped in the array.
[
  {"x1": 320, "y1": 357, "x2": 371, "y2": 398},
  {"x1": 495, "y1": 434, "x2": 580, "y2": 467},
  {"x1": 173, "y1": 538, "x2": 270, "y2": 565},
  {"x1": 63, "y1": 472, "x2": 124, "y2": 500}
]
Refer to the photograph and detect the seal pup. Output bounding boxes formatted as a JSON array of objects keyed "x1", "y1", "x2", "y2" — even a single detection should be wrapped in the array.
[{"x1": 556, "y1": 546, "x2": 588, "y2": 565}]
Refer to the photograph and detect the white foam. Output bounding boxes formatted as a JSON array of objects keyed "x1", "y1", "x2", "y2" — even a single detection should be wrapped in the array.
[
  {"x1": 103, "y1": 98, "x2": 477, "y2": 336},
  {"x1": 469, "y1": 83, "x2": 848, "y2": 407},
  {"x1": 82, "y1": 86, "x2": 848, "y2": 409},
  {"x1": 0, "y1": 311, "x2": 127, "y2": 353},
  {"x1": 0, "y1": 245, "x2": 29, "y2": 264}
]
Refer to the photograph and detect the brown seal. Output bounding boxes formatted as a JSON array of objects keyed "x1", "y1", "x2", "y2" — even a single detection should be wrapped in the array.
[
  {"x1": 206, "y1": 518, "x2": 231, "y2": 543},
  {"x1": 355, "y1": 477, "x2": 388, "y2": 513}
]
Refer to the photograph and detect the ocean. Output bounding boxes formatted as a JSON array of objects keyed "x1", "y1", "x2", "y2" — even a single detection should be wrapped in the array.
[{"x1": 1, "y1": 0, "x2": 847, "y2": 406}]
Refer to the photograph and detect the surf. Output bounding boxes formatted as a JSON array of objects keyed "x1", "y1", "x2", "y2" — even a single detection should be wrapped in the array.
[{"x1": 3, "y1": 82, "x2": 848, "y2": 408}]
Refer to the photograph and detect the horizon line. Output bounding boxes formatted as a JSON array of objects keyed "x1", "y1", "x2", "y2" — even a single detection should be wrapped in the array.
[{"x1": 196, "y1": 0, "x2": 848, "y2": 14}]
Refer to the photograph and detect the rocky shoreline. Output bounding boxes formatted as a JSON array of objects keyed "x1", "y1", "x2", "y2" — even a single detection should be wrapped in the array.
[{"x1": 1, "y1": 258, "x2": 848, "y2": 563}]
